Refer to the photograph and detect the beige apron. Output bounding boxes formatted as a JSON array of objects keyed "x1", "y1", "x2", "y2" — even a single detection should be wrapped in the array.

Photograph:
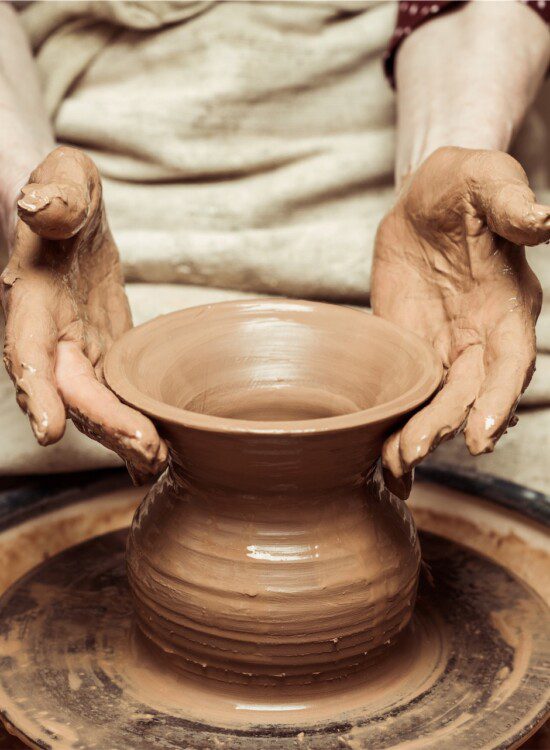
[{"x1": 1, "y1": 1, "x2": 549, "y2": 491}]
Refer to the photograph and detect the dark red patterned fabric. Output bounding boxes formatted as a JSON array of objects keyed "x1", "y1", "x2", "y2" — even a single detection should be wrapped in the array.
[{"x1": 384, "y1": 0, "x2": 550, "y2": 87}]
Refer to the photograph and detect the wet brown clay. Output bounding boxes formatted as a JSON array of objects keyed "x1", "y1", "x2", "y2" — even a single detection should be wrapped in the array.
[
  {"x1": 0, "y1": 484, "x2": 549, "y2": 749},
  {"x1": 104, "y1": 299, "x2": 442, "y2": 684}
]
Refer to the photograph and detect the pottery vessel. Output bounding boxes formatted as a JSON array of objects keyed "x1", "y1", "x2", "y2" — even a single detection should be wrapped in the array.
[{"x1": 104, "y1": 299, "x2": 442, "y2": 685}]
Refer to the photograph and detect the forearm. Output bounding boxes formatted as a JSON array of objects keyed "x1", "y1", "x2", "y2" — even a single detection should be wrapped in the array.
[
  {"x1": 0, "y1": 5, "x2": 54, "y2": 242},
  {"x1": 395, "y1": 2, "x2": 550, "y2": 188}
]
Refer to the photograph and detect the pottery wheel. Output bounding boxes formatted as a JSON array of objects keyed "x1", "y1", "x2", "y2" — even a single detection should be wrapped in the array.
[{"x1": 0, "y1": 530, "x2": 547, "y2": 750}]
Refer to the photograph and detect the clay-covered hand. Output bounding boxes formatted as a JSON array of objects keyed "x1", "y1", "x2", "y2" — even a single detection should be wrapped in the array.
[
  {"x1": 1, "y1": 146, "x2": 167, "y2": 481},
  {"x1": 373, "y1": 146, "x2": 546, "y2": 478}
]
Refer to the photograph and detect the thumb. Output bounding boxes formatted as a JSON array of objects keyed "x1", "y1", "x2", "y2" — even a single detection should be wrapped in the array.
[
  {"x1": 485, "y1": 181, "x2": 550, "y2": 246},
  {"x1": 16, "y1": 146, "x2": 96, "y2": 241},
  {"x1": 471, "y1": 152, "x2": 550, "y2": 246},
  {"x1": 18, "y1": 181, "x2": 89, "y2": 240}
]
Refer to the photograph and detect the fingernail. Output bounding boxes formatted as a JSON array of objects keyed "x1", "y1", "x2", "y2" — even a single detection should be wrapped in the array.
[
  {"x1": 30, "y1": 417, "x2": 47, "y2": 445},
  {"x1": 467, "y1": 435, "x2": 495, "y2": 456},
  {"x1": 17, "y1": 192, "x2": 50, "y2": 213},
  {"x1": 383, "y1": 467, "x2": 412, "y2": 501},
  {"x1": 125, "y1": 461, "x2": 149, "y2": 486},
  {"x1": 382, "y1": 458, "x2": 403, "y2": 480}
]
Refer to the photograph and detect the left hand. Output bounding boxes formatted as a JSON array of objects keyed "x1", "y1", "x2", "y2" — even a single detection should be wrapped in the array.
[
  {"x1": 373, "y1": 146, "x2": 547, "y2": 479},
  {"x1": 1, "y1": 147, "x2": 167, "y2": 482}
]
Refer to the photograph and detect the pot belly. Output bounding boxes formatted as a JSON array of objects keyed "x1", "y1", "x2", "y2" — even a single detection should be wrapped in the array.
[{"x1": 126, "y1": 470, "x2": 420, "y2": 684}]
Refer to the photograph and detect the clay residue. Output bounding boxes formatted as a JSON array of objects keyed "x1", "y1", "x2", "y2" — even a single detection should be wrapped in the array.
[
  {"x1": 123, "y1": 607, "x2": 447, "y2": 728},
  {"x1": 0, "y1": 527, "x2": 548, "y2": 749},
  {"x1": 410, "y1": 491, "x2": 550, "y2": 602},
  {"x1": 0, "y1": 484, "x2": 143, "y2": 595}
]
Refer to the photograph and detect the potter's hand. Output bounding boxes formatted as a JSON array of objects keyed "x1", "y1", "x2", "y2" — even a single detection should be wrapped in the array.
[
  {"x1": 372, "y1": 147, "x2": 546, "y2": 478},
  {"x1": 1, "y1": 146, "x2": 167, "y2": 481}
]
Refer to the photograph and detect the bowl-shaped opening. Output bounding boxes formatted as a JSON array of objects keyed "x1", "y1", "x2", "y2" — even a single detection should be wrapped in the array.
[{"x1": 104, "y1": 299, "x2": 442, "y2": 433}]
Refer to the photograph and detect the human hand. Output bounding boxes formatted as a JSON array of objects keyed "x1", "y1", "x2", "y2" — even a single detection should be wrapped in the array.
[
  {"x1": 373, "y1": 147, "x2": 547, "y2": 479},
  {"x1": 1, "y1": 146, "x2": 167, "y2": 482}
]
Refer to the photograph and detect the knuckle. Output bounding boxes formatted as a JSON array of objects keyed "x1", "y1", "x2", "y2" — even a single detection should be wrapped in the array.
[
  {"x1": 2, "y1": 343, "x2": 17, "y2": 377},
  {"x1": 15, "y1": 390, "x2": 29, "y2": 413},
  {"x1": 521, "y1": 361, "x2": 535, "y2": 393},
  {"x1": 374, "y1": 211, "x2": 398, "y2": 249}
]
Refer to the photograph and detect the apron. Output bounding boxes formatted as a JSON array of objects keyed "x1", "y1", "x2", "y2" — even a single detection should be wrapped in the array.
[{"x1": 1, "y1": 1, "x2": 549, "y2": 493}]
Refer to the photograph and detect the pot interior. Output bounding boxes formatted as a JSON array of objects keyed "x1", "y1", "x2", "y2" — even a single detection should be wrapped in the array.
[{"x1": 106, "y1": 299, "x2": 441, "y2": 426}]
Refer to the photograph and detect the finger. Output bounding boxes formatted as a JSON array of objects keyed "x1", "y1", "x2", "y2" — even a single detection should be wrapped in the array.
[
  {"x1": 1, "y1": 280, "x2": 66, "y2": 445},
  {"x1": 55, "y1": 341, "x2": 168, "y2": 477},
  {"x1": 471, "y1": 152, "x2": 550, "y2": 246},
  {"x1": 16, "y1": 146, "x2": 96, "y2": 240},
  {"x1": 382, "y1": 466, "x2": 413, "y2": 502},
  {"x1": 486, "y1": 185, "x2": 550, "y2": 247},
  {"x1": 465, "y1": 333, "x2": 535, "y2": 455},
  {"x1": 17, "y1": 181, "x2": 89, "y2": 240},
  {"x1": 382, "y1": 430, "x2": 404, "y2": 479},
  {"x1": 384, "y1": 346, "x2": 485, "y2": 477},
  {"x1": 520, "y1": 352, "x2": 550, "y2": 406}
]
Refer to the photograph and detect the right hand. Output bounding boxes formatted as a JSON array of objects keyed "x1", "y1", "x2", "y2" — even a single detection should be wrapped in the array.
[
  {"x1": 372, "y1": 147, "x2": 546, "y2": 480},
  {"x1": 1, "y1": 146, "x2": 167, "y2": 482}
]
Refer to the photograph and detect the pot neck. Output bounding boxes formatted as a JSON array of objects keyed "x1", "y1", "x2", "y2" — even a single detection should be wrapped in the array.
[{"x1": 160, "y1": 421, "x2": 391, "y2": 494}]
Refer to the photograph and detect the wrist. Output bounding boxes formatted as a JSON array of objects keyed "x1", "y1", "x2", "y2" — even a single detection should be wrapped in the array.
[
  {"x1": 397, "y1": 123, "x2": 512, "y2": 188},
  {"x1": 393, "y1": 0, "x2": 550, "y2": 190}
]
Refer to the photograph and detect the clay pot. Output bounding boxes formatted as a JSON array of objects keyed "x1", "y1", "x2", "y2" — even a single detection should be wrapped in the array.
[{"x1": 104, "y1": 299, "x2": 442, "y2": 685}]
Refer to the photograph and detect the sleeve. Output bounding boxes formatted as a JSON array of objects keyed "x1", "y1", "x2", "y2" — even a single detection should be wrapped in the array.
[{"x1": 384, "y1": 0, "x2": 550, "y2": 89}]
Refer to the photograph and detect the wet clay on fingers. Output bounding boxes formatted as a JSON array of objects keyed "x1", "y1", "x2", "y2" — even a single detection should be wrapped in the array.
[
  {"x1": 104, "y1": 299, "x2": 442, "y2": 684},
  {"x1": 372, "y1": 146, "x2": 548, "y2": 478},
  {"x1": 0, "y1": 146, "x2": 166, "y2": 479}
]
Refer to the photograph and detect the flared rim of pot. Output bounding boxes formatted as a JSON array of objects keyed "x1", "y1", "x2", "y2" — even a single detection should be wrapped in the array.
[{"x1": 104, "y1": 298, "x2": 443, "y2": 435}]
